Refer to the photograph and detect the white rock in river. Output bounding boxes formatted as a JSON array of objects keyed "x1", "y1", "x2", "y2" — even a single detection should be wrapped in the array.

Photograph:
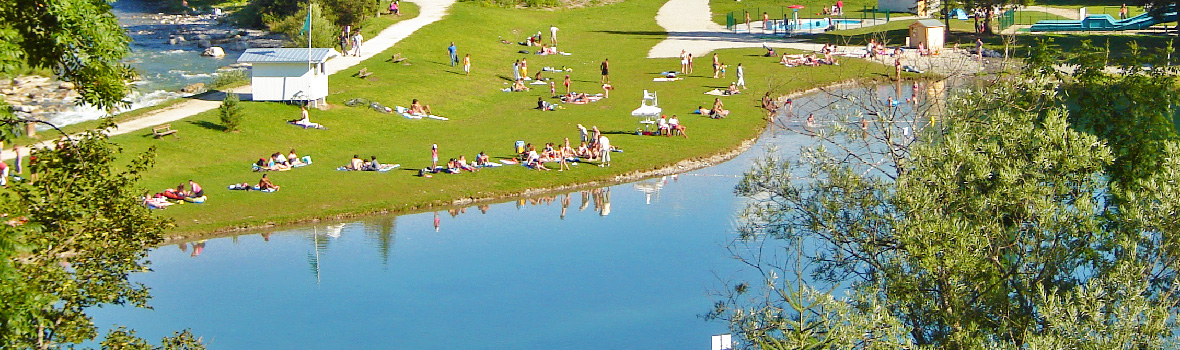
[{"x1": 202, "y1": 47, "x2": 225, "y2": 57}]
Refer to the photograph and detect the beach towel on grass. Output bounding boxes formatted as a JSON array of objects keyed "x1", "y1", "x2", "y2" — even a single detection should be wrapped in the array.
[
  {"x1": 704, "y1": 89, "x2": 726, "y2": 96},
  {"x1": 499, "y1": 159, "x2": 519, "y2": 165},
  {"x1": 337, "y1": 164, "x2": 402, "y2": 172},
  {"x1": 227, "y1": 184, "x2": 276, "y2": 192},
  {"x1": 477, "y1": 162, "x2": 503, "y2": 168},
  {"x1": 653, "y1": 77, "x2": 682, "y2": 82}
]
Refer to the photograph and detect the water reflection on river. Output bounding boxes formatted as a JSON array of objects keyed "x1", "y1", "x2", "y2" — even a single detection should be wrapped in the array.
[{"x1": 89, "y1": 83, "x2": 938, "y2": 349}]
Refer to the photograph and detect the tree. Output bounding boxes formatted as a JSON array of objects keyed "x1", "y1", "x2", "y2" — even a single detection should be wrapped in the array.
[
  {"x1": 323, "y1": 0, "x2": 381, "y2": 28},
  {"x1": 0, "y1": 126, "x2": 203, "y2": 349},
  {"x1": 0, "y1": 0, "x2": 137, "y2": 114},
  {"x1": 268, "y1": 1, "x2": 341, "y2": 49},
  {"x1": 219, "y1": 92, "x2": 244, "y2": 132},
  {"x1": 712, "y1": 45, "x2": 1180, "y2": 348}
]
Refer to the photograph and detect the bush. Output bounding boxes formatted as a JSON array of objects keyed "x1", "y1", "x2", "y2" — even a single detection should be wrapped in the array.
[
  {"x1": 211, "y1": 69, "x2": 248, "y2": 89},
  {"x1": 267, "y1": 1, "x2": 340, "y2": 49},
  {"x1": 219, "y1": 92, "x2": 244, "y2": 132}
]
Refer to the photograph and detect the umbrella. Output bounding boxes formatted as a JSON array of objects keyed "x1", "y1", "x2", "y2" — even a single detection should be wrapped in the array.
[
  {"x1": 787, "y1": 5, "x2": 804, "y2": 32},
  {"x1": 787, "y1": 4, "x2": 804, "y2": 8}
]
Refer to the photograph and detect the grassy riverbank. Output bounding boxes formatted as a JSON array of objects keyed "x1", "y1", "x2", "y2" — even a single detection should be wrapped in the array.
[{"x1": 101, "y1": 0, "x2": 902, "y2": 237}]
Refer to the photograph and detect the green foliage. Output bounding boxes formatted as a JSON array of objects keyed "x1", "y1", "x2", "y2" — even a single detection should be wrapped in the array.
[
  {"x1": 268, "y1": 1, "x2": 341, "y2": 48},
  {"x1": 101, "y1": 327, "x2": 206, "y2": 350},
  {"x1": 0, "y1": 127, "x2": 201, "y2": 349},
  {"x1": 718, "y1": 43, "x2": 1180, "y2": 348},
  {"x1": 0, "y1": 0, "x2": 136, "y2": 113},
  {"x1": 322, "y1": 0, "x2": 381, "y2": 27},
  {"x1": 210, "y1": 69, "x2": 248, "y2": 90},
  {"x1": 460, "y1": 0, "x2": 562, "y2": 8},
  {"x1": 219, "y1": 92, "x2": 244, "y2": 132}
]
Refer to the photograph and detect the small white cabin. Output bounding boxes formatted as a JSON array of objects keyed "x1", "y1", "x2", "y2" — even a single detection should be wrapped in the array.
[{"x1": 237, "y1": 48, "x2": 341, "y2": 105}]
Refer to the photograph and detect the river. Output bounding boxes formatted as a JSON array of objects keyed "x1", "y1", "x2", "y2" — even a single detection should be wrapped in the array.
[
  {"x1": 87, "y1": 85, "x2": 932, "y2": 349},
  {"x1": 44, "y1": 0, "x2": 277, "y2": 127}
]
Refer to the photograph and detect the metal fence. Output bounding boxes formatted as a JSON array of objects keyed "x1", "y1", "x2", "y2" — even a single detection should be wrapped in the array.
[{"x1": 726, "y1": 6, "x2": 883, "y2": 34}]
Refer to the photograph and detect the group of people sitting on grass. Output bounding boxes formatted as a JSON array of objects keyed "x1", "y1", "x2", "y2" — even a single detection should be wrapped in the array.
[
  {"x1": 696, "y1": 98, "x2": 730, "y2": 118},
  {"x1": 229, "y1": 174, "x2": 280, "y2": 192},
  {"x1": 342, "y1": 154, "x2": 390, "y2": 171},
  {"x1": 511, "y1": 78, "x2": 531, "y2": 92},
  {"x1": 780, "y1": 52, "x2": 837, "y2": 67},
  {"x1": 255, "y1": 150, "x2": 311, "y2": 171},
  {"x1": 145, "y1": 180, "x2": 206, "y2": 209},
  {"x1": 520, "y1": 140, "x2": 579, "y2": 171},
  {"x1": 655, "y1": 115, "x2": 688, "y2": 138}
]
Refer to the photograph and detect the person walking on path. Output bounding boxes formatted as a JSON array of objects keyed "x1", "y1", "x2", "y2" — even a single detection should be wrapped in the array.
[
  {"x1": 13, "y1": 146, "x2": 22, "y2": 175},
  {"x1": 550, "y1": 25, "x2": 559, "y2": 45},
  {"x1": 350, "y1": 30, "x2": 363, "y2": 57},
  {"x1": 448, "y1": 42, "x2": 458, "y2": 66},
  {"x1": 745, "y1": 11, "x2": 751, "y2": 31},
  {"x1": 600, "y1": 58, "x2": 609, "y2": 83},
  {"x1": 735, "y1": 63, "x2": 746, "y2": 89},
  {"x1": 763, "y1": 12, "x2": 770, "y2": 29},
  {"x1": 712, "y1": 53, "x2": 720, "y2": 78},
  {"x1": 338, "y1": 29, "x2": 350, "y2": 56},
  {"x1": 462, "y1": 54, "x2": 471, "y2": 76}
]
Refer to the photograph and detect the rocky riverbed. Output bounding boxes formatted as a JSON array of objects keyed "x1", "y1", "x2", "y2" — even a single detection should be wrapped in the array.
[{"x1": 2, "y1": 3, "x2": 285, "y2": 128}]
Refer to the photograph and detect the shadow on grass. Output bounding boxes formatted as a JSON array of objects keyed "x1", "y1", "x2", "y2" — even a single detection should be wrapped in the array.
[{"x1": 189, "y1": 120, "x2": 227, "y2": 132}]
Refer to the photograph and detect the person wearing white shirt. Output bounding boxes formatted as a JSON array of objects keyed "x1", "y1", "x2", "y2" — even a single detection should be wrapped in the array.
[{"x1": 598, "y1": 135, "x2": 611, "y2": 167}]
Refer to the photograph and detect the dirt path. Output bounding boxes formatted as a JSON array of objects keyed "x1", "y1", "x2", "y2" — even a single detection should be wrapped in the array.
[{"x1": 3, "y1": 0, "x2": 456, "y2": 161}]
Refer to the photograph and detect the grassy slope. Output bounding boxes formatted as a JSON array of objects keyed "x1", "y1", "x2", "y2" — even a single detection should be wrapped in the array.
[{"x1": 103, "y1": 0, "x2": 897, "y2": 236}]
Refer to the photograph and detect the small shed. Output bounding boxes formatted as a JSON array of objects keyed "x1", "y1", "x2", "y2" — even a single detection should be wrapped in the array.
[
  {"x1": 237, "y1": 48, "x2": 341, "y2": 105},
  {"x1": 909, "y1": 19, "x2": 945, "y2": 50}
]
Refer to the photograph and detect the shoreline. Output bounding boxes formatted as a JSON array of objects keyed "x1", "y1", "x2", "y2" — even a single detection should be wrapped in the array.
[{"x1": 160, "y1": 80, "x2": 868, "y2": 243}]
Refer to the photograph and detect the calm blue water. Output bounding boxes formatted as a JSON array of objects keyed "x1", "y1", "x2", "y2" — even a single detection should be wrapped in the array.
[{"x1": 88, "y1": 86, "x2": 930, "y2": 349}]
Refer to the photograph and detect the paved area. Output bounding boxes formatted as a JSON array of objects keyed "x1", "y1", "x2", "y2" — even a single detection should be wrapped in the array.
[{"x1": 3, "y1": 0, "x2": 456, "y2": 160}]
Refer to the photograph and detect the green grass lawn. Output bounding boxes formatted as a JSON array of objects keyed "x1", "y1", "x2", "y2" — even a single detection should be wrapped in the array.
[
  {"x1": 84, "y1": 0, "x2": 902, "y2": 237},
  {"x1": 709, "y1": 0, "x2": 879, "y2": 27}
]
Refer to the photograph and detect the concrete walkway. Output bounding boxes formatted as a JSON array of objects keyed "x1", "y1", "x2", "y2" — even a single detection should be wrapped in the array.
[{"x1": 3, "y1": 0, "x2": 456, "y2": 160}]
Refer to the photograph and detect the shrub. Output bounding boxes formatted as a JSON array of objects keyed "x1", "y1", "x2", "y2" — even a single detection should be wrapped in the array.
[
  {"x1": 219, "y1": 92, "x2": 244, "y2": 132},
  {"x1": 211, "y1": 69, "x2": 248, "y2": 89}
]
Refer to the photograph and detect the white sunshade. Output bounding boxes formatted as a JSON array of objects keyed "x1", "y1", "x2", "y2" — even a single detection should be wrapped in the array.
[{"x1": 631, "y1": 104, "x2": 662, "y2": 117}]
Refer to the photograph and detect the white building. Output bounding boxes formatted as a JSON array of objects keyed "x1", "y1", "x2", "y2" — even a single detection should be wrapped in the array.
[{"x1": 237, "y1": 48, "x2": 341, "y2": 105}]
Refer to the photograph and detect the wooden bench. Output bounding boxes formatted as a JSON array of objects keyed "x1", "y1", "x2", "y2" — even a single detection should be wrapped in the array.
[
  {"x1": 152, "y1": 124, "x2": 178, "y2": 139},
  {"x1": 356, "y1": 67, "x2": 374, "y2": 78}
]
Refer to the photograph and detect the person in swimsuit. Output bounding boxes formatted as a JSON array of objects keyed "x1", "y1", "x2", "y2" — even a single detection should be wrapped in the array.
[{"x1": 600, "y1": 58, "x2": 609, "y2": 83}]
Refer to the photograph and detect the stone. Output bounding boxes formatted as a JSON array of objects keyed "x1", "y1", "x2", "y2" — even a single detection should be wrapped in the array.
[
  {"x1": 182, "y1": 83, "x2": 205, "y2": 94},
  {"x1": 197, "y1": 39, "x2": 211, "y2": 48},
  {"x1": 202, "y1": 46, "x2": 225, "y2": 57},
  {"x1": 12, "y1": 105, "x2": 36, "y2": 113},
  {"x1": 59, "y1": 82, "x2": 75, "y2": 90}
]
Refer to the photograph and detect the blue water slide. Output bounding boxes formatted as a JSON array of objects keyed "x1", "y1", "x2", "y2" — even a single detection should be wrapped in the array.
[{"x1": 1030, "y1": 6, "x2": 1178, "y2": 32}]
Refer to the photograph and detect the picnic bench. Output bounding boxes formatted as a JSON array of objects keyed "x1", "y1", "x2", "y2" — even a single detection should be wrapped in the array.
[
  {"x1": 152, "y1": 124, "x2": 178, "y2": 139},
  {"x1": 356, "y1": 67, "x2": 374, "y2": 78}
]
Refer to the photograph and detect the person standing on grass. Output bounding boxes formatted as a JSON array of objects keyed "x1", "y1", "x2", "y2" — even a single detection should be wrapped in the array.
[
  {"x1": 564, "y1": 75, "x2": 572, "y2": 95},
  {"x1": 550, "y1": 25, "x2": 559, "y2": 45},
  {"x1": 462, "y1": 54, "x2": 471, "y2": 76},
  {"x1": 680, "y1": 50, "x2": 688, "y2": 73},
  {"x1": 687, "y1": 53, "x2": 694, "y2": 74},
  {"x1": 600, "y1": 58, "x2": 609, "y2": 83},
  {"x1": 598, "y1": 135, "x2": 611, "y2": 167},
  {"x1": 520, "y1": 58, "x2": 529, "y2": 79},
  {"x1": 13, "y1": 146, "x2": 22, "y2": 175},
  {"x1": 448, "y1": 42, "x2": 458, "y2": 66},
  {"x1": 712, "y1": 53, "x2": 720, "y2": 78},
  {"x1": 431, "y1": 144, "x2": 439, "y2": 171},
  {"x1": 735, "y1": 63, "x2": 746, "y2": 89},
  {"x1": 1120, "y1": 3, "x2": 1128, "y2": 19}
]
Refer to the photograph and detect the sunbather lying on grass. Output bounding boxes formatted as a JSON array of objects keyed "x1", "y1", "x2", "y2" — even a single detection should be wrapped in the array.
[
  {"x1": 512, "y1": 78, "x2": 530, "y2": 92},
  {"x1": 410, "y1": 99, "x2": 432, "y2": 115}
]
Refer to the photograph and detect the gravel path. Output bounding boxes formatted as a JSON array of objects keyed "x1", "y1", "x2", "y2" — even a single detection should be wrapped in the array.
[{"x1": 3, "y1": 0, "x2": 456, "y2": 160}]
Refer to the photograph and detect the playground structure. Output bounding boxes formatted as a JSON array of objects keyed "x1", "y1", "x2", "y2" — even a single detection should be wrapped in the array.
[{"x1": 1029, "y1": 5, "x2": 1177, "y2": 32}]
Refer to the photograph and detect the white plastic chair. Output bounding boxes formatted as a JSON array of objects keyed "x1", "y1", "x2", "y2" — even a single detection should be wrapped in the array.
[{"x1": 642, "y1": 90, "x2": 658, "y2": 107}]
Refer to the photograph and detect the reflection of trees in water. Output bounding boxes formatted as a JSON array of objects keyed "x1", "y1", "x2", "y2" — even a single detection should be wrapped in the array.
[{"x1": 363, "y1": 217, "x2": 398, "y2": 267}]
